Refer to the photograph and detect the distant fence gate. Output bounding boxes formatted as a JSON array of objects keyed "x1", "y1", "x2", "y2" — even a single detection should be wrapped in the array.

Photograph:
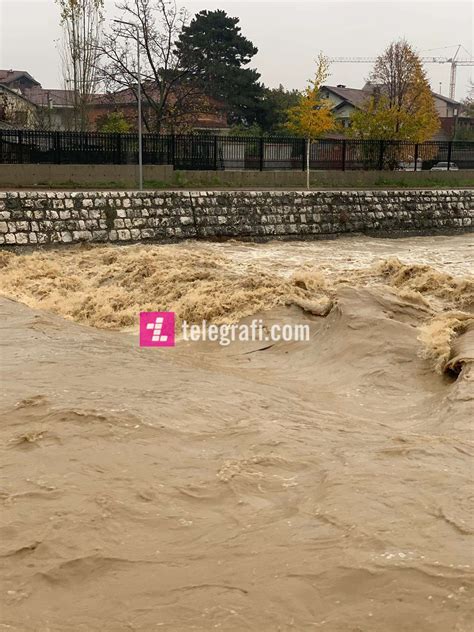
[{"x1": 0, "y1": 129, "x2": 473, "y2": 171}]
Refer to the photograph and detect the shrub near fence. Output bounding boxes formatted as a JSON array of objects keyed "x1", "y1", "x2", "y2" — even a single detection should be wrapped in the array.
[{"x1": 0, "y1": 129, "x2": 473, "y2": 171}]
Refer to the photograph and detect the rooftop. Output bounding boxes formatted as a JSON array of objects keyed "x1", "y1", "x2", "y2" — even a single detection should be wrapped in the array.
[
  {"x1": 24, "y1": 87, "x2": 76, "y2": 107},
  {"x1": 0, "y1": 69, "x2": 41, "y2": 87},
  {"x1": 322, "y1": 85, "x2": 372, "y2": 108},
  {"x1": 431, "y1": 92, "x2": 461, "y2": 106},
  {"x1": 323, "y1": 83, "x2": 461, "y2": 110}
]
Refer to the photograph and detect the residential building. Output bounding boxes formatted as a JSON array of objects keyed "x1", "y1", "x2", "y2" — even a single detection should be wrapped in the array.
[
  {"x1": 0, "y1": 68, "x2": 229, "y2": 133},
  {"x1": 431, "y1": 93, "x2": 462, "y2": 140},
  {"x1": 89, "y1": 86, "x2": 229, "y2": 134},
  {"x1": 22, "y1": 87, "x2": 76, "y2": 130},
  {"x1": 0, "y1": 83, "x2": 38, "y2": 128},
  {"x1": 320, "y1": 83, "x2": 462, "y2": 140},
  {"x1": 0, "y1": 68, "x2": 75, "y2": 130},
  {"x1": 0, "y1": 69, "x2": 40, "y2": 93},
  {"x1": 319, "y1": 84, "x2": 372, "y2": 130}
]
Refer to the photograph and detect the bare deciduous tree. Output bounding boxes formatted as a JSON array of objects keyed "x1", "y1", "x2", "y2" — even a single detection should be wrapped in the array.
[
  {"x1": 56, "y1": 0, "x2": 104, "y2": 130},
  {"x1": 97, "y1": 0, "x2": 207, "y2": 133}
]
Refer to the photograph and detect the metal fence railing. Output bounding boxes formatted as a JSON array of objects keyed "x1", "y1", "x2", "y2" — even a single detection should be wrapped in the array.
[{"x1": 0, "y1": 129, "x2": 473, "y2": 171}]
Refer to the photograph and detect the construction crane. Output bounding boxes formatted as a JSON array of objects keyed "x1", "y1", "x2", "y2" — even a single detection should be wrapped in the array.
[{"x1": 329, "y1": 45, "x2": 474, "y2": 100}]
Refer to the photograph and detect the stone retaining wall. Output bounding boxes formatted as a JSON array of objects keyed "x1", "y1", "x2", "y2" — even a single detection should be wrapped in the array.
[{"x1": 0, "y1": 190, "x2": 472, "y2": 246}]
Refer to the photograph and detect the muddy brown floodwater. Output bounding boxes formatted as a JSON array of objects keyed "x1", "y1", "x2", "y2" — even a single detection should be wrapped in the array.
[{"x1": 0, "y1": 234, "x2": 473, "y2": 631}]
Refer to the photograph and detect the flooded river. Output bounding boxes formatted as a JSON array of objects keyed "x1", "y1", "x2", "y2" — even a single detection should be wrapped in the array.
[{"x1": 0, "y1": 234, "x2": 473, "y2": 631}]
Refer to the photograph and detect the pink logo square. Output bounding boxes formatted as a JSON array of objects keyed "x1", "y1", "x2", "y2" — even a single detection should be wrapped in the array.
[{"x1": 140, "y1": 312, "x2": 175, "y2": 347}]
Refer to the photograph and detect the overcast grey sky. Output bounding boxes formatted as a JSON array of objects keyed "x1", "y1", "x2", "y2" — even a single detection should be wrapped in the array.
[{"x1": 0, "y1": 0, "x2": 472, "y2": 100}]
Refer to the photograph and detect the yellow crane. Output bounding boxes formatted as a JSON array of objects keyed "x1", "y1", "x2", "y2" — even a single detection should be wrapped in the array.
[{"x1": 329, "y1": 45, "x2": 474, "y2": 100}]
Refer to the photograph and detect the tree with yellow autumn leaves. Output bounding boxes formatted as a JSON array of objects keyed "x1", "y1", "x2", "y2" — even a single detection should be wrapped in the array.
[
  {"x1": 286, "y1": 54, "x2": 335, "y2": 188},
  {"x1": 349, "y1": 40, "x2": 440, "y2": 143}
]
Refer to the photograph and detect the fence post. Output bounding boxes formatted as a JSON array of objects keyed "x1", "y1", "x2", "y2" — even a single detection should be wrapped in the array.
[
  {"x1": 378, "y1": 140, "x2": 385, "y2": 170},
  {"x1": 167, "y1": 134, "x2": 172, "y2": 168},
  {"x1": 302, "y1": 138, "x2": 306, "y2": 171},
  {"x1": 171, "y1": 134, "x2": 176, "y2": 169},
  {"x1": 54, "y1": 131, "x2": 62, "y2": 164},
  {"x1": 447, "y1": 140, "x2": 452, "y2": 171},
  {"x1": 18, "y1": 130, "x2": 24, "y2": 164},
  {"x1": 414, "y1": 143, "x2": 419, "y2": 171},
  {"x1": 214, "y1": 135, "x2": 218, "y2": 171},
  {"x1": 116, "y1": 134, "x2": 122, "y2": 165},
  {"x1": 259, "y1": 137, "x2": 264, "y2": 171},
  {"x1": 0, "y1": 130, "x2": 3, "y2": 164},
  {"x1": 341, "y1": 139, "x2": 346, "y2": 171}
]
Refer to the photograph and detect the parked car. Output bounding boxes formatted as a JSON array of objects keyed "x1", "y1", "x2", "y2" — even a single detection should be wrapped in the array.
[
  {"x1": 397, "y1": 160, "x2": 423, "y2": 171},
  {"x1": 430, "y1": 161, "x2": 459, "y2": 171}
]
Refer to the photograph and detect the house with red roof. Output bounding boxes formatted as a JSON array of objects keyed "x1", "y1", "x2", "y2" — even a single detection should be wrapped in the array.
[{"x1": 0, "y1": 68, "x2": 229, "y2": 133}]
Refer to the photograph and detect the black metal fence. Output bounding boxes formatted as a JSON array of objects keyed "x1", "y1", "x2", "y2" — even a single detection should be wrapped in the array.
[{"x1": 1, "y1": 129, "x2": 473, "y2": 171}]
